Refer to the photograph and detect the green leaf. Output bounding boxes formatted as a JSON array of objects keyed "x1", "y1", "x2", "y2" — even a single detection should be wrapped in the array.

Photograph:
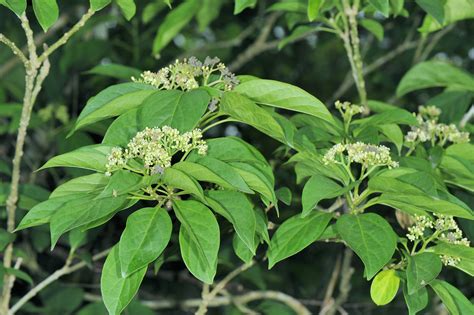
[
  {"x1": 406, "y1": 253, "x2": 442, "y2": 294},
  {"x1": 378, "y1": 124, "x2": 404, "y2": 154},
  {"x1": 32, "y1": 0, "x2": 59, "y2": 31},
  {"x1": 101, "y1": 246, "x2": 147, "y2": 315},
  {"x1": 207, "y1": 190, "x2": 256, "y2": 253},
  {"x1": 0, "y1": 229, "x2": 15, "y2": 251},
  {"x1": 1, "y1": 0, "x2": 26, "y2": 15},
  {"x1": 103, "y1": 89, "x2": 209, "y2": 146},
  {"x1": 69, "y1": 228, "x2": 88, "y2": 251},
  {"x1": 220, "y1": 92, "x2": 295, "y2": 147},
  {"x1": 307, "y1": 0, "x2": 322, "y2": 21},
  {"x1": 360, "y1": 19, "x2": 384, "y2": 42},
  {"x1": 162, "y1": 167, "x2": 205, "y2": 202},
  {"x1": 196, "y1": 0, "x2": 223, "y2": 31},
  {"x1": 119, "y1": 207, "x2": 172, "y2": 277},
  {"x1": 115, "y1": 0, "x2": 136, "y2": 20},
  {"x1": 429, "y1": 242, "x2": 474, "y2": 276},
  {"x1": 39, "y1": 144, "x2": 114, "y2": 172},
  {"x1": 234, "y1": 0, "x2": 256, "y2": 14},
  {"x1": 232, "y1": 233, "x2": 257, "y2": 263},
  {"x1": 176, "y1": 157, "x2": 252, "y2": 193},
  {"x1": 152, "y1": 0, "x2": 199, "y2": 55},
  {"x1": 268, "y1": 211, "x2": 332, "y2": 268},
  {"x1": 419, "y1": 0, "x2": 474, "y2": 33},
  {"x1": 368, "y1": 0, "x2": 389, "y2": 17},
  {"x1": 276, "y1": 187, "x2": 292, "y2": 205},
  {"x1": 267, "y1": 0, "x2": 306, "y2": 13},
  {"x1": 302, "y1": 175, "x2": 348, "y2": 217},
  {"x1": 430, "y1": 279, "x2": 474, "y2": 315},
  {"x1": 230, "y1": 162, "x2": 277, "y2": 206},
  {"x1": 173, "y1": 200, "x2": 220, "y2": 284},
  {"x1": 90, "y1": 0, "x2": 111, "y2": 11},
  {"x1": 234, "y1": 79, "x2": 336, "y2": 129},
  {"x1": 49, "y1": 194, "x2": 127, "y2": 247},
  {"x1": 402, "y1": 284, "x2": 428, "y2": 315},
  {"x1": 336, "y1": 213, "x2": 397, "y2": 279},
  {"x1": 3, "y1": 267, "x2": 33, "y2": 284},
  {"x1": 416, "y1": 0, "x2": 445, "y2": 24},
  {"x1": 72, "y1": 83, "x2": 156, "y2": 133},
  {"x1": 85, "y1": 63, "x2": 142, "y2": 80},
  {"x1": 370, "y1": 269, "x2": 400, "y2": 305},
  {"x1": 396, "y1": 61, "x2": 474, "y2": 97}
]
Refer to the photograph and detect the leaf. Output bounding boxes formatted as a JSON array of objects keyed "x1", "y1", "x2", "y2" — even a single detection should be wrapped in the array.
[
  {"x1": 368, "y1": 0, "x2": 389, "y2": 17},
  {"x1": 302, "y1": 175, "x2": 348, "y2": 217},
  {"x1": 69, "y1": 228, "x2": 88, "y2": 251},
  {"x1": 396, "y1": 61, "x2": 474, "y2": 97},
  {"x1": 162, "y1": 167, "x2": 205, "y2": 202},
  {"x1": 234, "y1": 79, "x2": 336, "y2": 129},
  {"x1": 39, "y1": 144, "x2": 114, "y2": 172},
  {"x1": 336, "y1": 213, "x2": 397, "y2": 279},
  {"x1": 370, "y1": 269, "x2": 400, "y2": 306},
  {"x1": 378, "y1": 124, "x2": 404, "y2": 154},
  {"x1": 416, "y1": 0, "x2": 445, "y2": 24},
  {"x1": 207, "y1": 190, "x2": 256, "y2": 253},
  {"x1": 1, "y1": 0, "x2": 26, "y2": 15},
  {"x1": 103, "y1": 89, "x2": 209, "y2": 146},
  {"x1": 430, "y1": 279, "x2": 474, "y2": 315},
  {"x1": 234, "y1": 0, "x2": 256, "y2": 14},
  {"x1": 419, "y1": 0, "x2": 474, "y2": 33},
  {"x1": 230, "y1": 162, "x2": 277, "y2": 205},
  {"x1": 268, "y1": 211, "x2": 332, "y2": 268},
  {"x1": 402, "y1": 284, "x2": 428, "y2": 315},
  {"x1": 90, "y1": 0, "x2": 111, "y2": 11},
  {"x1": 119, "y1": 207, "x2": 172, "y2": 277},
  {"x1": 85, "y1": 63, "x2": 142, "y2": 80},
  {"x1": 152, "y1": 0, "x2": 199, "y2": 55},
  {"x1": 360, "y1": 19, "x2": 384, "y2": 41},
  {"x1": 406, "y1": 253, "x2": 442, "y2": 294},
  {"x1": 232, "y1": 233, "x2": 256, "y2": 263},
  {"x1": 176, "y1": 157, "x2": 252, "y2": 193},
  {"x1": 173, "y1": 200, "x2": 220, "y2": 284},
  {"x1": 276, "y1": 187, "x2": 292, "y2": 205},
  {"x1": 220, "y1": 92, "x2": 295, "y2": 147},
  {"x1": 3, "y1": 267, "x2": 33, "y2": 284},
  {"x1": 116, "y1": 0, "x2": 136, "y2": 20},
  {"x1": 429, "y1": 242, "x2": 474, "y2": 276},
  {"x1": 49, "y1": 194, "x2": 127, "y2": 247},
  {"x1": 307, "y1": 0, "x2": 322, "y2": 21},
  {"x1": 0, "y1": 229, "x2": 15, "y2": 251},
  {"x1": 32, "y1": 0, "x2": 59, "y2": 31},
  {"x1": 101, "y1": 246, "x2": 147, "y2": 315},
  {"x1": 72, "y1": 82, "x2": 156, "y2": 133},
  {"x1": 196, "y1": 0, "x2": 223, "y2": 31}
]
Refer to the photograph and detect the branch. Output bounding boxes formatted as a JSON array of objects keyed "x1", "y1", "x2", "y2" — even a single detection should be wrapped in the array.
[
  {"x1": 0, "y1": 34, "x2": 28, "y2": 66},
  {"x1": 9, "y1": 249, "x2": 110, "y2": 314},
  {"x1": 228, "y1": 13, "x2": 280, "y2": 71},
  {"x1": 196, "y1": 260, "x2": 255, "y2": 314},
  {"x1": 38, "y1": 8, "x2": 95, "y2": 63}
]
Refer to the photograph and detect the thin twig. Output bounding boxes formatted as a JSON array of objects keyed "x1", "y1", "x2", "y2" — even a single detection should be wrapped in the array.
[
  {"x1": 9, "y1": 249, "x2": 110, "y2": 314},
  {"x1": 319, "y1": 255, "x2": 342, "y2": 314},
  {"x1": 0, "y1": 34, "x2": 28, "y2": 66},
  {"x1": 195, "y1": 260, "x2": 255, "y2": 314}
]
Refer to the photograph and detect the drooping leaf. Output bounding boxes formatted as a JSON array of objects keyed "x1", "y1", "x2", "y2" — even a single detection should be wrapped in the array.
[
  {"x1": 416, "y1": 0, "x2": 445, "y2": 24},
  {"x1": 419, "y1": 0, "x2": 474, "y2": 33},
  {"x1": 403, "y1": 282, "x2": 428, "y2": 315},
  {"x1": 39, "y1": 144, "x2": 114, "y2": 172},
  {"x1": 119, "y1": 207, "x2": 172, "y2": 277},
  {"x1": 268, "y1": 211, "x2": 332, "y2": 268},
  {"x1": 207, "y1": 190, "x2": 256, "y2": 253},
  {"x1": 32, "y1": 0, "x2": 59, "y2": 31},
  {"x1": 116, "y1": 0, "x2": 136, "y2": 20},
  {"x1": 396, "y1": 61, "x2": 474, "y2": 97},
  {"x1": 301, "y1": 175, "x2": 349, "y2": 217},
  {"x1": 173, "y1": 200, "x2": 220, "y2": 283},
  {"x1": 101, "y1": 246, "x2": 147, "y2": 315},
  {"x1": 307, "y1": 0, "x2": 322, "y2": 21},
  {"x1": 406, "y1": 252, "x2": 442, "y2": 294},
  {"x1": 234, "y1": 0, "x2": 256, "y2": 14},
  {"x1": 90, "y1": 0, "x2": 111, "y2": 11},
  {"x1": 336, "y1": 213, "x2": 397, "y2": 279},
  {"x1": 429, "y1": 279, "x2": 474, "y2": 315},
  {"x1": 370, "y1": 269, "x2": 400, "y2": 306},
  {"x1": 152, "y1": 0, "x2": 199, "y2": 55},
  {"x1": 162, "y1": 167, "x2": 206, "y2": 202},
  {"x1": 1, "y1": 0, "x2": 26, "y2": 15},
  {"x1": 360, "y1": 19, "x2": 384, "y2": 41},
  {"x1": 85, "y1": 63, "x2": 142, "y2": 80},
  {"x1": 368, "y1": 0, "x2": 389, "y2": 17}
]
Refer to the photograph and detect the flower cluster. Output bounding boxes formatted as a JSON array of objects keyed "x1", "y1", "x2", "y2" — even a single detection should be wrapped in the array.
[
  {"x1": 323, "y1": 142, "x2": 399, "y2": 169},
  {"x1": 105, "y1": 126, "x2": 207, "y2": 176},
  {"x1": 405, "y1": 105, "x2": 470, "y2": 146},
  {"x1": 132, "y1": 56, "x2": 239, "y2": 91},
  {"x1": 406, "y1": 213, "x2": 470, "y2": 266},
  {"x1": 335, "y1": 100, "x2": 364, "y2": 116}
]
